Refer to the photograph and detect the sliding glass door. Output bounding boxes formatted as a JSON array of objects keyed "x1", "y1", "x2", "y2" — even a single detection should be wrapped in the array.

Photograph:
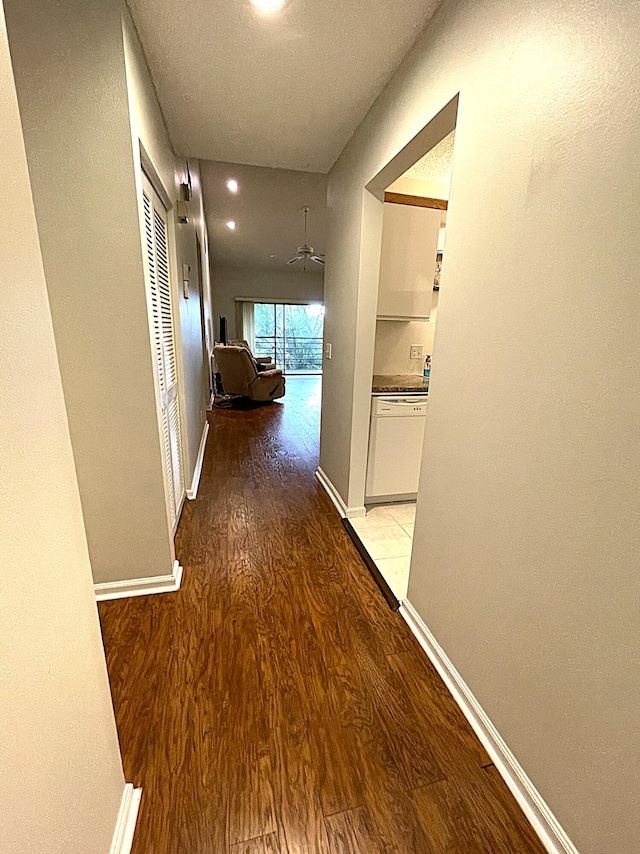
[{"x1": 253, "y1": 302, "x2": 324, "y2": 374}]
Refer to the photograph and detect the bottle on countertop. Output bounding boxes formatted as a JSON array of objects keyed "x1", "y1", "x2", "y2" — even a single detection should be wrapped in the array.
[{"x1": 423, "y1": 355, "x2": 431, "y2": 379}]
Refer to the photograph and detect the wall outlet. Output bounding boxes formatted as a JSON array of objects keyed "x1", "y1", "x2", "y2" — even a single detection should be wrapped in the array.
[
  {"x1": 324, "y1": 342, "x2": 332, "y2": 360},
  {"x1": 410, "y1": 344, "x2": 424, "y2": 360}
]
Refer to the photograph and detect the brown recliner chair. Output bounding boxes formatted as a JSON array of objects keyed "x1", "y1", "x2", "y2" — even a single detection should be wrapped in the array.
[
  {"x1": 214, "y1": 344, "x2": 285, "y2": 402},
  {"x1": 228, "y1": 339, "x2": 275, "y2": 372}
]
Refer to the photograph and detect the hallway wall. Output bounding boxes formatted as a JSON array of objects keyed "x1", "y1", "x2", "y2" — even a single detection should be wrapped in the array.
[
  {"x1": 123, "y1": 8, "x2": 213, "y2": 487},
  {"x1": 320, "y1": 0, "x2": 640, "y2": 851},
  {"x1": 0, "y1": 3, "x2": 125, "y2": 849},
  {"x1": 4, "y1": 0, "x2": 175, "y2": 586}
]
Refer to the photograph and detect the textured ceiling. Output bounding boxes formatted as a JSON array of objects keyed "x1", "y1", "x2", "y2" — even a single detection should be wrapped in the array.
[
  {"x1": 128, "y1": 0, "x2": 442, "y2": 172},
  {"x1": 404, "y1": 130, "x2": 456, "y2": 182},
  {"x1": 201, "y1": 160, "x2": 327, "y2": 270}
]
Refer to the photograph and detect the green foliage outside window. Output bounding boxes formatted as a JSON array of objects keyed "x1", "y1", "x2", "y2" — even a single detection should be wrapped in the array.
[{"x1": 254, "y1": 303, "x2": 324, "y2": 373}]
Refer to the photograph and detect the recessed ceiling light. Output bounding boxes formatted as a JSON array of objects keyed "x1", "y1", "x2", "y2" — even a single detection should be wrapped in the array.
[
  {"x1": 226, "y1": 179, "x2": 238, "y2": 193},
  {"x1": 250, "y1": 0, "x2": 286, "y2": 11},
  {"x1": 226, "y1": 221, "x2": 236, "y2": 230}
]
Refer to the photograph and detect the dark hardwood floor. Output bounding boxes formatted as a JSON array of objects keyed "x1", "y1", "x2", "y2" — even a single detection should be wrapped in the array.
[{"x1": 99, "y1": 375, "x2": 546, "y2": 854}]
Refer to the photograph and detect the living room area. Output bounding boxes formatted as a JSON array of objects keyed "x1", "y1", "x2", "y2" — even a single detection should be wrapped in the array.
[
  {"x1": 212, "y1": 297, "x2": 324, "y2": 404},
  {"x1": 203, "y1": 161, "x2": 326, "y2": 406}
]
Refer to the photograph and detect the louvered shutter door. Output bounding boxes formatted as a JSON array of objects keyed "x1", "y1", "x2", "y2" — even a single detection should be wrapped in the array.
[
  {"x1": 143, "y1": 190, "x2": 165, "y2": 392},
  {"x1": 153, "y1": 208, "x2": 177, "y2": 391},
  {"x1": 161, "y1": 405, "x2": 176, "y2": 521},
  {"x1": 141, "y1": 173, "x2": 184, "y2": 530},
  {"x1": 168, "y1": 394, "x2": 183, "y2": 514}
]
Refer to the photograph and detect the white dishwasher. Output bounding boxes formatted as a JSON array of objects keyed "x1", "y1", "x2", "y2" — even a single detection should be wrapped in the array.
[{"x1": 365, "y1": 394, "x2": 428, "y2": 501}]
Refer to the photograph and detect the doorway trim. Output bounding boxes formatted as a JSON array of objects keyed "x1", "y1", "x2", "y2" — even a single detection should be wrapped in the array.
[
  {"x1": 345, "y1": 96, "x2": 459, "y2": 515},
  {"x1": 384, "y1": 191, "x2": 448, "y2": 210}
]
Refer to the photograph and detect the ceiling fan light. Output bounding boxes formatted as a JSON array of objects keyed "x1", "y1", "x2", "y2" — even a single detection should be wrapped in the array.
[
  {"x1": 284, "y1": 206, "x2": 324, "y2": 268},
  {"x1": 250, "y1": 0, "x2": 286, "y2": 11}
]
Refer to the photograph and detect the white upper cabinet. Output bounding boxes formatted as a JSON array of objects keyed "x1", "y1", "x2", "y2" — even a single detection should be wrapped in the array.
[{"x1": 377, "y1": 202, "x2": 443, "y2": 320}]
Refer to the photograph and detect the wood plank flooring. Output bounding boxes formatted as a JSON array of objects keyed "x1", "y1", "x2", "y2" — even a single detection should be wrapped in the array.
[{"x1": 99, "y1": 376, "x2": 546, "y2": 854}]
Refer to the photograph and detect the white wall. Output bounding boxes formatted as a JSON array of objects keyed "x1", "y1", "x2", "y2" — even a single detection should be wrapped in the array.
[
  {"x1": 373, "y1": 320, "x2": 435, "y2": 375},
  {"x1": 211, "y1": 267, "x2": 324, "y2": 339},
  {"x1": 4, "y1": 0, "x2": 175, "y2": 585},
  {"x1": 320, "y1": 0, "x2": 640, "y2": 851},
  {"x1": 123, "y1": 8, "x2": 212, "y2": 484},
  {"x1": 386, "y1": 175, "x2": 450, "y2": 199},
  {"x1": 0, "y1": 4, "x2": 125, "y2": 849}
]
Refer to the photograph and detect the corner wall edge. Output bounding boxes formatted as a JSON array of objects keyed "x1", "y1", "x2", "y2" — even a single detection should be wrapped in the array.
[
  {"x1": 95, "y1": 560, "x2": 183, "y2": 602},
  {"x1": 315, "y1": 467, "x2": 366, "y2": 518}
]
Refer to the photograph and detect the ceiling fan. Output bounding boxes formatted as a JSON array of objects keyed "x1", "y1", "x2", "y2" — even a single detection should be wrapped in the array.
[{"x1": 287, "y1": 206, "x2": 324, "y2": 269}]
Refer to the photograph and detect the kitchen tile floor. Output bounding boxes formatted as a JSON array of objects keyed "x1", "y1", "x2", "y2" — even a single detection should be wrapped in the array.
[{"x1": 350, "y1": 502, "x2": 416, "y2": 599}]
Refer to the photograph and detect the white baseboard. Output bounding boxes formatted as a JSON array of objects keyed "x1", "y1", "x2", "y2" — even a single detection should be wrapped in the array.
[
  {"x1": 95, "y1": 560, "x2": 183, "y2": 602},
  {"x1": 315, "y1": 467, "x2": 366, "y2": 519},
  {"x1": 399, "y1": 601, "x2": 579, "y2": 854},
  {"x1": 109, "y1": 783, "x2": 142, "y2": 854},
  {"x1": 186, "y1": 419, "x2": 209, "y2": 500}
]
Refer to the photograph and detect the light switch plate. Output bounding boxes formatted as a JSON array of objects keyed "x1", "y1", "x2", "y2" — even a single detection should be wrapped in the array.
[
  {"x1": 182, "y1": 263, "x2": 190, "y2": 299},
  {"x1": 324, "y1": 342, "x2": 332, "y2": 360},
  {"x1": 410, "y1": 344, "x2": 424, "y2": 360}
]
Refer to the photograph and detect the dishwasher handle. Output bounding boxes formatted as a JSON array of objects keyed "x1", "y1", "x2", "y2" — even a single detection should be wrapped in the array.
[{"x1": 380, "y1": 398, "x2": 427, "y2": 406}]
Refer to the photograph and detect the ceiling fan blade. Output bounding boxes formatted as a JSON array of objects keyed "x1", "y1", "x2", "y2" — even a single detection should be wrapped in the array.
[
  {"x1": 287, "y1": 256, "x2": 301, "y2": 264},
  {"x1": 310, "y1": 256, "x2": 325, "y2": 265}
]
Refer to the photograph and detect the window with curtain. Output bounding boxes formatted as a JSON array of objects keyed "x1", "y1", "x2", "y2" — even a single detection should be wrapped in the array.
[
  {"x1": 251, "y1": 302, "x2": 324, "y2": 374},
  {"x1": 235, "y1": 300, "x2": 256, "y2": 352}
]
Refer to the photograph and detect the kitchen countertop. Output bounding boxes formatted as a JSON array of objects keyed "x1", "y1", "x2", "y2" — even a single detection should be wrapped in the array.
[{"x1": 372, "y1": 374, "x2": 429, "y2": 393}]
